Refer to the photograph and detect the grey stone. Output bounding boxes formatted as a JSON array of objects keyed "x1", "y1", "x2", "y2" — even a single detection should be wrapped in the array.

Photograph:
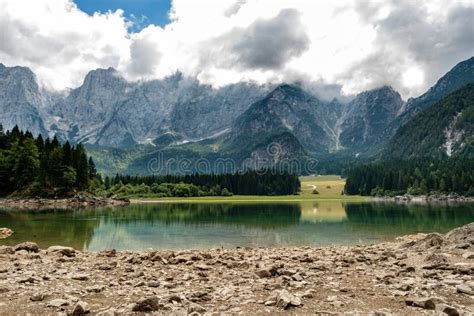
[
  {"x1": 374, "y1": 309, "x2": 393, "y2": 316},
  {"x1": 456, "y1": 284, "x2": 473, "y2": 295},
  {"x1": 47, "y1": 299, "x2": 70, "y2": 308},
  {"x1": 188, "y1": 303, "x2": 207, "y2": 313},
  {"x1": 147, "y1": 281, "x2": 160, "y2": 288},
  {"x1": 30, "y1": 293, "x2": 46, "y2": 302},
  {"x1": 462, "y1": 252, "x2": 474, "y2": 259},
  {"x1": 274, "y1": 289, "x2": 301, "y2": 309},
  {"x1": 436, "y1": 303, "x2": 460, "y2": 316},
  {"x1": 72, "y1": 301, "x2": 90, "y2": 316},
  {"x1": 71, "y1": 273, "x2": 89, "y2": 281},
  {"x1": 405, "y1": 297, "x2": 446, "y2": 310},
  {"x1": 47, "y1": 246, "x2": 76, "y2": 257},
  {"x1": 86, "y1": 285, "x2": 104, "y2": 293},
  {"x1": 18, "y1": 276, "x2": 38, "y2": 284},
  {"x1": 195, "y1": 264, "x2": 211, "y2": 271},
  {"x1": 256, "y1": 269, "x2": 272, "y2": 278},
  {"x1": 132, "y1": 296, "x2": 160, "y2": 312}
]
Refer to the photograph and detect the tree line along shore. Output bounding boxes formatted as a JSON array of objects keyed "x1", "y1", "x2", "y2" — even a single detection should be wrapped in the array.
[{"x1": 0, "y1": 125, "x2": 473, "y2": 202}]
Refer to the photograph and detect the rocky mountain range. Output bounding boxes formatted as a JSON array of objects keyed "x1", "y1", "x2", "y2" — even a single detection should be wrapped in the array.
[{"x1": 0, "y1": 56, "x2": 473, "y2": 174}]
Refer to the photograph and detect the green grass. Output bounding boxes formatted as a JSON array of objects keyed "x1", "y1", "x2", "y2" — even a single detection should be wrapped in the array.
[{"x1": 130, "y1": 175, "x2": 370, "y2": 203}]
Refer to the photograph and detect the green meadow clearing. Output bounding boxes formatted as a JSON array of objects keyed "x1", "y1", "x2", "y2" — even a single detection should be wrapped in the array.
[{"x1": 131, "y1": 175, "x2": 369, "y2": 203}]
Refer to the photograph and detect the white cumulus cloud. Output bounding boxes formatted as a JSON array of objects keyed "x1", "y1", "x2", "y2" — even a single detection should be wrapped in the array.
[{"x1": 0, "y1": 0, "x2": 473, "y2": 99}]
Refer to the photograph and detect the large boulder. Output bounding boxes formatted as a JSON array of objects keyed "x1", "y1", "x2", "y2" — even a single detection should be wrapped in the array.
[
  {"x1": 411, "y1": 233, "x2": 445, "y2": 250},
  {"x1": 14, "y1": 242, "x2": 39, "y2": 253},
  {"x1": 445, "y1": 223, "x2": 474, "y2": 247},
  {"x1": 47, "y1": 246, "x2": 76, "y2": 257}
]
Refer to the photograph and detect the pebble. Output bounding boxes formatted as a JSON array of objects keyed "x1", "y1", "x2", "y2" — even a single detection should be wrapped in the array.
[{"x1": 71, "y1": 273, "x2": 89, "y2": 281}]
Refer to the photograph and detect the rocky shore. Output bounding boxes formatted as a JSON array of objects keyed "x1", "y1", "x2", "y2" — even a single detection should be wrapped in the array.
[
  {"x1": 373, "y1": 194, "x2": 474, "y2": 203},
  {"x1": 0, "y1": 196, "x2": 130, "y2": 209},
  {"x1": 0, "y1": 223, "x2": 473, "y2": 315}
]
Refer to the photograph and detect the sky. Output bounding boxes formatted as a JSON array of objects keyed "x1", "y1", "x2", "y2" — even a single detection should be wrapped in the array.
[
  {"x1": 0, "y1": 0, "x2": 473, "y2": 100},
  {"x1": 74, "y1": 0, "x2": 172, "y2": 30}
]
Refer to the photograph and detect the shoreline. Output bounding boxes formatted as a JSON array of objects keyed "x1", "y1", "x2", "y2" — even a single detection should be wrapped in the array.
[
  {"x1": 1, "y1": 195, "x2": 473, "y2": 208},
  {"x1": 0, "y1": 196, "x2": 130, "y2": 209},
  {"x1": 373, "y1": 194, "x2": 474, "y2": 203},
  {"x1": 130, "y1": 196, "x2": 371, "y2": 203},
  {"x1": 0, "y1": 223, "x2": 472, "y2": 314}
]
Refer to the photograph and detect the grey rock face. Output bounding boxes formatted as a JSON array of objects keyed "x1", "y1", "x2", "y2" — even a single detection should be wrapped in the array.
[
  {"x1": 94, "y1": 75, "x2": 269, "y2": 147},
  {"x1": 48, "y1": 70, "x2": 268, "y2": 148},
  {"x1": 0, "y1": 64, "x2": 48, "y2": 136},
  {"x1": 51, "y1": 67, "x2": 129, "y2": 144},
  {"x1": 225, "y1": 84, "x2": 338, "y2": 156},
  {"x1": 339, "y1": 86, "x2": 404, "y2": 155}
]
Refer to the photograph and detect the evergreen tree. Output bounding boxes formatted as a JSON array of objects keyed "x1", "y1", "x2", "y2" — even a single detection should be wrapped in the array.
[
  {"x1": 74, "y1": 144, "x2": 89, "y2": 188},
  {"x1": 0, "y1": 126, "x2": 103, "y2": 197},
  {"x1": 88, "y1": 156, "x2": 97, "y2": 179},
  {"x1": 11, "y1": 138, "x2": 39, "y2": 188}
]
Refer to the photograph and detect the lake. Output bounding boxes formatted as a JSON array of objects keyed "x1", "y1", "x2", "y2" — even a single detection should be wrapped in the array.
[{"x1": 1, "y1": 201, "x2": 473, "y2": 251}]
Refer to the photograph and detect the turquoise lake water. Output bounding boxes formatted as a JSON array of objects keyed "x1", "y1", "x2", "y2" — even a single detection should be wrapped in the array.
[{"x1": 1, "y1": 201, "x2": 473, "y2": 251}]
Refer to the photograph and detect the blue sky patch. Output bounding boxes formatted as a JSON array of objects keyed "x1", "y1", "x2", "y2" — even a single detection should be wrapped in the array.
[{"x1": 74, "y1": 0, "x2": 172, "y2": 31}]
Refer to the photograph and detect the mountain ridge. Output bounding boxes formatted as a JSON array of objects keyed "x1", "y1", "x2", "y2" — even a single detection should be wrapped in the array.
[
  {"x1": 1, "y1": 57, "x2": 473, "y2": 174},
  {"x1": 383, "y1": 83, "x2": 474, "y2": 160}
]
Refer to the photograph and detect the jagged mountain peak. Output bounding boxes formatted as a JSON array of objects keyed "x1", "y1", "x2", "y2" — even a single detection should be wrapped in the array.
[
  {"x1": 0, "y1": 63, "x2": 38, "y2": 86},
  {"x1": 380, "y1": 56, "x2": 474, "y2": 147},
  {"x1": 406, "y1": 56, "x2": 474, "y2": 111},
  {"x1": 354, "y1": 85, "x2": 400, "y2": 100},
  {"x1": 271, "y1": 83, "x2": 309, "y2": 97},
  {"x1": 0, "y1": 63, "x2": 47, "y2": 136},
  {"x1": 261, "y1": 84, "x2": 319, "y2": 110},
  {"x1": 338, "y1": 85, "x2": 404, "y2": 154},
  {"x1": 81, "y1": 67, "x2": 125, "y2": 87}
]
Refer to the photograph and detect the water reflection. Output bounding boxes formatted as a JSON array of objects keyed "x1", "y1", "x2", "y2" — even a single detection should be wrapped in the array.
[{"x1": 0, "y1": 201, "x2": 473, "y2": 250}]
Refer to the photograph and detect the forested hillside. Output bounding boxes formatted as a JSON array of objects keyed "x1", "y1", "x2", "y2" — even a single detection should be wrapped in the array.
[
  {"x1": 345, "y1": 82, "x2": 474, "y2": 197},
  {"x1": 383, "y1": 83, "x2": 474, "y2": 159},
  {"x1": 344, "y1": 158, "x2": 473, "y2": 196}
]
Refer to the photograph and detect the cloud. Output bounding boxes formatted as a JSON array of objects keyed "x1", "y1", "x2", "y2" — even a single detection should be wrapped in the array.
[
  {"x1": 0, "y1": 0, "x2": 130, "y2": 90},
  {"x1": 346, "y1": 0, "x2": 474, "y2": 97},
  {"x1": 0, "y1": 0, "x2": 472, "y2": 100},
  {"x1": 224, "y1": 0, "x2": 247, "y2": 17},
  {"x1": 126, "y1": 26, "x2": 162, "y2": 79},
  {"x1": 204, "y1": 9, "x2": 310, "y2": 71}
]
